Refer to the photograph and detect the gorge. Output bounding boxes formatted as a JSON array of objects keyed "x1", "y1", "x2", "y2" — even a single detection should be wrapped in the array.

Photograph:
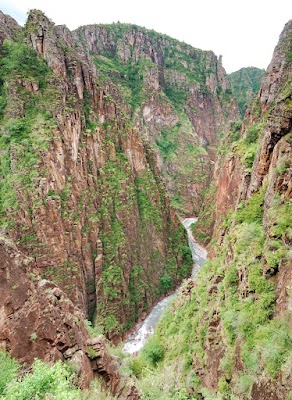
[
  {"x1": 0, "y1": 8, "x2": 291, "y2": 400},
  {"x1": 123, "y1": 218, "x2": 207, "y2": 355}
]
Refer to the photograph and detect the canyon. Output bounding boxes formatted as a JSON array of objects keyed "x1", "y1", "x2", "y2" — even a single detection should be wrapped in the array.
[{"x1": 0, "y1": 8, "x2": 291, "y2": 400}]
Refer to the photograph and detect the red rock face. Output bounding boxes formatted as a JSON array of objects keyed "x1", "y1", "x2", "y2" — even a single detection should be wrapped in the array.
[
  {"x1": 0, "y1": 11, "x2": 20, "y2": 47},
  {"x1": 74, "y1": 24, "x2": 239, "y2": 216},
  {"x1": 213, "y1": 154, "x2": 246, "y2": 238},
  {"x1": 0, "y1": 237, "x2": 93, "y2": 387},
  {"x1": 1, "y1": 10, "x2": 191, "y2": 349},
  {"x1": 204, "y1": 20, "x2": 292, "y2": 250},
  {"x1": 0, "y1": 237, "x2": 140, "y2": 398},
  {"x1": 88, "y1": 337, "x2": 140, "y2": 399},
  {"x1": 192, "y1": 20, "x2": 292, "y2": 399}
]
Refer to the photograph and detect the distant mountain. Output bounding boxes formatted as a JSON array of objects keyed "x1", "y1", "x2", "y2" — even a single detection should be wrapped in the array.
[{"x1": 229, "y1": 66, "x2": 264, "y2": 117}]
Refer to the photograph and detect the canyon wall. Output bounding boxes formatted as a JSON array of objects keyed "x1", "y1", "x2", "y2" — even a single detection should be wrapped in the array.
[
  {"x1": 0, "y1": 7, "x2": 239, "y2": 351},
  {"x1": 75, "y1": 23, "x2": 238, "y2": 215},
  {"x1": 0, "y1": 236, "x2": 140, "y2": 398},
  {"x1": 149, "y1": 19, "x2": 291, "y2": 400},
  {"x1": 0, "y1": 8, "x2": 192, "y2": 367}
]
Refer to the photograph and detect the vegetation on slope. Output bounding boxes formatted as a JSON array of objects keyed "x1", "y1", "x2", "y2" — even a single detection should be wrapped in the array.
[
  {"x1": 125, "y1": 40, "x2": 292, "y2": 395},
  {"x1": 0, "y1": 351, "x2": 114, "y2": 400},
  {"x1": 1, "y1": 11, "x2": 290, "y2": 400},
  {"x1": 0, "y1": 39, "x2": 57, "y2": 230},
  {"x1": 127, "y1": 181, "x2": 291, "y2": 399},
  {"x1": 229, "y1": 67, "x2": 264, "y2": 118}
]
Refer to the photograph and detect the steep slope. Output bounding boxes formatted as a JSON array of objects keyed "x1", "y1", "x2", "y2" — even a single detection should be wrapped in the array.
[
  {"x1": 229, "y1": 67, "x2": 264, "y2": 118},
  {"x1": 0, "y1": 236, "x2": 140, "y2": 398},
  {"x1": 75, "y1": 23, "x2": 238, "y2": 215},
  {"x1": 0, "y1": 8, "x2": 192, "y2": 347},
  {"x1": 135, "y1": 20, "x2": 292, "y2": 400}
]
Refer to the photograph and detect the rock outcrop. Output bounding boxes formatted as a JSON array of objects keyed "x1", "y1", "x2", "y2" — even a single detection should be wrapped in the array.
[
  {"x1": 196, "y1": 20, "x2": 292, "y2": 247},
  {"x1": 215, "y1": 19, "x2": 291, "y2": 240},
  {"x1": 0, "y1": 11, "x2": 20, "y2": 47},
  {"x1": 0, "y1": 236, "x2": 140, "y2": 398},
  {"x1": 0, "y1": 236, "x2": 94, "y2": 387},
  {"x1": 196, "y1": 21, "x2": 291, "y2": 400},
  {"x1": 88, "y1": 337, "x2": 140, "y2": 399}
]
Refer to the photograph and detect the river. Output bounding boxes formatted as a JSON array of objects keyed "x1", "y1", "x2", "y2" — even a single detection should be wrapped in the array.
[{"x1": 122, "y1": 218, "x2": 207, "y2": 355}]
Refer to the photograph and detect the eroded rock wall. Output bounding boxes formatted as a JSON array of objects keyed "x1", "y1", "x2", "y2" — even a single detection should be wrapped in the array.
[
  {"x1": 75, "y1": 24, "x2": 239, "y2": 215},
  {"x1": 0, "y1": 10, "x2": 191, "y2": 343}
]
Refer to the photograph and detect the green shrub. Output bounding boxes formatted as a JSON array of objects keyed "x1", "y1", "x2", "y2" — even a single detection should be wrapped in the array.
[
  {"x1": 244, "y1": 142, "x2": 257, "y2": 169},
  {"x1": 84, "y1": 319, "x2": 104, "y2": 337},
  {"x1": 156, "y1": 136, "x2": 177, "y2": 158},
  {"x1": 164, "y1": 86, "x2": 188, "y2": 110},
  {"x1": 230, "y1": 120, "x2": 242, "y2": 138},
  {"x1": 159, "y1": 273, "x2": 173, "y2": 293},
  {"x1": 129, "y1": 357, "x2": 147, "y2": 377},
  {"x1": 245, "y1": 125, "x2": 260, "y2": 144},
  {"x1": 254, "y1": 318, "x2": 292, "y2": 378},
  {"x1": 248, "y1": 262, "x2": 274, "y2": 294},
  {"x1": 234, "y1": 222, "x2": 264, "y2": 256},
  {"x1": 0, "y1": 40, "x2": 51, "y2": 89},
  {"x1": 235, "y1": 373, "x2": 254, "y2": 396},
  {"x1": 29, "y1": 332, "x2": 37, "y2": 342},
  {"x1": 83, "y1": 378, "x2": 115, "y2": 399},
  {"x1": 218, "y1": 377, "x2": 231, "y2": 396},
  {"x1": 142, "y1": 337, "x2": 165, "y2": 366},
  {"x1": 235, "y1": 188, "x2": 265, "y2": 224},
  {"x1": 0, "y1": 352, "x2": 20, "y2": 395},
  {"x1": 267, "y1": 195, "x2": 292, "y2": 238},
  {"x1": 3, "y1": 359, "x2": 81, "y2": 399},
  {"x1": 275, "y1": 156, "x2": 289, "y2": 174},
  {"x1": 219, "y1": 349, "x2": 234, "y2": 379}
]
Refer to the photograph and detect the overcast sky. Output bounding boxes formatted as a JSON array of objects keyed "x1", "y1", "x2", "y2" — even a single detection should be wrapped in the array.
[{"x1": 0, "y1": 0, "x2": 291, "y2": 73}]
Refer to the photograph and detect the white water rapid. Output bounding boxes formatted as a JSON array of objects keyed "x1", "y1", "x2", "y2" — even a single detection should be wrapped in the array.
[{"x1": 122, "y1": 218, "x2": 207, "y2": 355}]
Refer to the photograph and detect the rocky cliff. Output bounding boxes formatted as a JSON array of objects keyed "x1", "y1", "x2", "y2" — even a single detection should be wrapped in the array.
[
  {"x1": 0, "y1": 9, "x2": 194, "y2": 346},
  {"x1": 137, "y1": 19, "x2": 292, "y2": 400},
  {"x1": 0, "y1": 6, "x2": 240, "y2": 353},
  {"x1": 0, "y1": 11, "x2": 20, "y2": 47},
  {"x1": 0, "y1": 235, "x2": 140, "y2": 398},
  {"x1": 75, "y1": 23, "x2": 238, "y2": 215}
]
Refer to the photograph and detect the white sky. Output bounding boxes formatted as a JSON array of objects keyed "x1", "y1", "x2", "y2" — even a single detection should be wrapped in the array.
[{"x1": 0, "y1": 0, "x2": 291, "y2": 73}]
